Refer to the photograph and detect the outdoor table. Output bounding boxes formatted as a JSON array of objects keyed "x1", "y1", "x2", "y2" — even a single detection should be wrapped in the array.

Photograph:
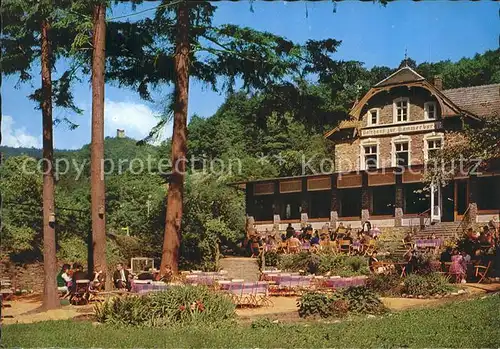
[
  {"x1": 415, "y1": 239, "x2": 442, "y2": 249},
  {"x1": 323, "y1": 276, "x2": 367, "y2": 289},
  {"x1": 131, "y1": 281, "x2": 169, "y2": 294},
  {"x1": 352, "y1": 241, "x2": 362, "y2": 251}
]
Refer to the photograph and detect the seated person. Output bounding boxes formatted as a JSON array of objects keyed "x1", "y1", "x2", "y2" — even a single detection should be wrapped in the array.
[
  {"x1": 368, "y1": 251, "x2": 379, "y2": 273},
  {"x1": 57, "y1": 264, "x2": 72, "y2": 298},
  {"x1": 310, "y1": 231, "x2": 320, "y2": 245},
  {"x1": 287, "y1": 235, "x2": 302, "y2": 253},
  {"x1": 137, "y1": 267, "x2": 155, "y2": 281},
  {"x1": 112, "y1": 263, "x2": 131, "y2": 291},
  {"x1": 90, "y1": 268, "x2": 104, "y2": 293},
  {"x1": 403, "y1": 232, "x2": 413, "y2": 246},
  {"x1": 335, "y1": 222, "x2": 347, "y2": 236},
  {"x1": 285, "y1": 223, "x2": 295, "y2": 239},
  {"x1": 70, "y1": 263, "x2": 89, "y2": 296}
]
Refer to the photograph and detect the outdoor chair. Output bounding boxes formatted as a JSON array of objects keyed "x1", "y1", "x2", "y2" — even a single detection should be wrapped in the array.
[
  {"x1": 240, "y1": 282, "x2": 256, "y2": 306},
  {"x1": 363, "y1": 239, "x2": 376, "y2": 256},
  {"x1": 70, "y1": 279, "x2": 90, "y2": 305},
  {"x1": 277, "y1": 241, "x2": 288, "y2": 254},
  {"x1": 338, "y1": 240, "x2": 351, "y2": 254},
  {"x1": 474, "y1": 261, "x2": 492, "y2": 283},
  {"x1": 254, "y1": 281, "x2": 272, "y2": 307}
]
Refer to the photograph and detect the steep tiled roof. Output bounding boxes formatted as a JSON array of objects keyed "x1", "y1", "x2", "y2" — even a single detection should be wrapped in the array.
[
  {"x1": 442, "y1": 84, "x2": 500, "y2": 118},
  {"x1": 374, "y1": 66, "x2": 425, "y2": 87}
]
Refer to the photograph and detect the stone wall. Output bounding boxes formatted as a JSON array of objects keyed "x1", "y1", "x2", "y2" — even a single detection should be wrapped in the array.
[
  {"x1": 335, "y1": 140, "x2": 360, "y2": 172},
  {"x1": 360, "y1": 87, "x2": 439, "y2": 127},
  {"x1": 0, "y1": 260, "x2": 44, "y2": 293}
]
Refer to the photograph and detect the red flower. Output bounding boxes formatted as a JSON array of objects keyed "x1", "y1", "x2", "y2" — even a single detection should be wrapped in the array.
[
  {"x1": 179, "y1": 305, "x2": 186, "y2": 311},
  {"x1": 196, "y1": 300, "x2": 205, "y2": 312}
]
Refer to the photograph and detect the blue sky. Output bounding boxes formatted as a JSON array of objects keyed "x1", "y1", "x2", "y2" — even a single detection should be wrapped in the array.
[{"x1": 2, "y1": 1, "x2": 498, "y2": 150}]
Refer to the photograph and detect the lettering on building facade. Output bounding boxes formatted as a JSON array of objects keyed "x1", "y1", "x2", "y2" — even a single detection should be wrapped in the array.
[{"x1": 361, "y1": 121, "x2": 442, "y2": 137}]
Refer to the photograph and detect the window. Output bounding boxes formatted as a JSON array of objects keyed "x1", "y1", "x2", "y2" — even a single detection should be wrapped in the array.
[
  {"x1": 404, "y1": 183, "x2": 430, "y2": 214},
  {"x1": 364, "y1": 145, "x2": 378, "y2": 170},
  {"x1": 309, "y1": 191, "x2": 331, "y2": 219},
  {"x1": 368, "y1": 109, "x2": 379, "y2": 126},
  {"x1": 427, "y1": 139, "x2": 442, "y2": 159},
  {"x1": 253, "y1": 196, "x2": 274, "y2": 221},
  {"x1": 371, "y1": 185, "x2": 395, "y2": 216},
  {"x1": 339, "y1": 188, "x2": 361, "y2": 217},
  {"x1": 424, "y1": 133, "x2": 444, "y2": 161},
  {"x1": 477, "y1": 176, "x2": 500, "y2": 210},
  {"x1": 395, "y1": 142, "x2": 409, "y2": 166},
  {"x1": 280, "y1": 193, "x2": 301, "y2": 220},
  {"x1": 394, "y1": 98, "x2": 409, "y2": 123},
  {"x1": 424, "y1": 102, "x2": 437, "y2": 119}
]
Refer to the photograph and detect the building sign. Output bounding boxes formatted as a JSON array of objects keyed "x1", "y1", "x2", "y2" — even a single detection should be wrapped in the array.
[{"x1": 361, "y1": 121, "x2": 442, "y2": 137}]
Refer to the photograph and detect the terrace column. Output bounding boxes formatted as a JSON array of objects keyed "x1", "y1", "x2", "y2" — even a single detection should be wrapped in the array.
[
  {"x1": 395, "y1": 174, "x2": 404, "y2": 227},
  {"x1": 468, "y1": 176, "x2": 478, "y2": 224},
  {"x1": 361, "y1": 172, "x2": 370, "y2": 223},
  {"x1": 245, "y1": 183, "x2": 254, "y2": 218},
  {"x1": 301, "y1": 177, "x2": 308, "y2": 214},
  {"x1": 272, "y1": 180, "x2": 281, "y2": 216},
  {"x1": 273, "y1": 180, "x2": 281, "y2": 230},
  {"x1": 330, "y1": 174, "x2": 339, "y2": 229}
]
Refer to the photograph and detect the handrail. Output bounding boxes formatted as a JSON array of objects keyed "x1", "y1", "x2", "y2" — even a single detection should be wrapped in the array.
[
  {"x1": 417, "y1": 208, "x2": 431, "y2": 217},
  {"x1": 456, "y1": 204, "x2": 472, "y2": 236}
]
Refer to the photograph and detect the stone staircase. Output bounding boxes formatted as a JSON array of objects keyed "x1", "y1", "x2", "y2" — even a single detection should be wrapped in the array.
[
  {"x1": 414, "y1": 221, "x2": 462, "y2": 240},
  {"x1": 219, "y1": 257, "x2": 260, "y2": 282}
]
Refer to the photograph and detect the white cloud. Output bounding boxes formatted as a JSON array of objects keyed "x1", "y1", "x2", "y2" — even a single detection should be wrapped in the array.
[
  {"x1": 1, "y1": 115, "x2": 41, "y2": 148},
  {"x1": 104, "y1": 100, "x2": 171, "y2": 142}
]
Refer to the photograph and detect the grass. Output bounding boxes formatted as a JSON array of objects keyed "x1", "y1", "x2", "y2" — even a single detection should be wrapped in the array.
[{"x1": 3, "y1": 294, "x2": 500, "y2": 348}]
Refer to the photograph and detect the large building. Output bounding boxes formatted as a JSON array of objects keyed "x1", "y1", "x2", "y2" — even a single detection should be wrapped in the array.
[{"x1": 239, "y1": 67, "x2": 500, "y2": 232}]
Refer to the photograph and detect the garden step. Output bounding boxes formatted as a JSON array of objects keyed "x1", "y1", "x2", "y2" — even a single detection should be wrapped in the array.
[{"x1": 219, "y1": 257, "x2": 260, "y2": 282}]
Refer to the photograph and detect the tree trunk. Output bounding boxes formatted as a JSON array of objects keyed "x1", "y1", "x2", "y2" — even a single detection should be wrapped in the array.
[
  {"x1": 90, "y1": 2, "x2": 108, "y2": 287},
  {"x1": 40, "y1": 19, "x2": 59, "y2": 310},
  {"x1": 160, "y1": 1, "x2": 190, "y2": 275}
]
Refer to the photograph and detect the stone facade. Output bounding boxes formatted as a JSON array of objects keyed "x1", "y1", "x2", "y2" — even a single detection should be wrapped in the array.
[{"x1": 244, "y1": 68, "x2": 500, "y2": 231}]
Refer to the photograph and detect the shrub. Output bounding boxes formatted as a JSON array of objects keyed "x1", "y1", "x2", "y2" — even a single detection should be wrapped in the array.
[
  {"x1": 342, "y1": 286, "x2": 387, "y2": 315},
  {"x1": 403, "y1": 273, "x2": 455, "y2": 297},
  {"x1": 278, "y1": 252, "x2": 312, "y2": 273},
  {"x1": 297, "y1": 291, "x2": 331, "y2": 318},
  {"x1": 279, "y1": 251, "x2": 369, "y2": 276},
  {"x1": 366, "y1": 273, "x2": 402, "y2": 297},
  {"x1": 414, "y1": 253, "x2": 441, "y2": 275},
  {"x1": 94, "y1": 285, "x2": 236, "y2": 327},
  {"x1": 264, "y1": 251, "x2": 279, "y2": 268},
  {"x1": 297, "y1": 287, "x2": 387, "y2": 318}
]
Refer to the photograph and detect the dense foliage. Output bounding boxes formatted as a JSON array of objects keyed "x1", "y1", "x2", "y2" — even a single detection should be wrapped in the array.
[
  {"x1": 402, "y1": 273, "x2": 456, "y2": 297},
  {"x1": 94, "y1": 285, "x2": 235, "y2": 327},
  {"x1": 297, "y1": 286, "x2": 387, "y2": 318},
  {"x1": 276, "y1": 251, "x2": 369, "y2": 277}
]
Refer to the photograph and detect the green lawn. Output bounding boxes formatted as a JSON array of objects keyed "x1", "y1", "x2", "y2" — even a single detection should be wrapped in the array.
[{"x1": 3, "y1": 294, "x2": 500, "y2": 348}]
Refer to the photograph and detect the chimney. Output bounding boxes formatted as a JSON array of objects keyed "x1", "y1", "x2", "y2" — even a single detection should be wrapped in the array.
[{"x1": 433, "y1": 75, "x2": 443, "y2": 90}]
